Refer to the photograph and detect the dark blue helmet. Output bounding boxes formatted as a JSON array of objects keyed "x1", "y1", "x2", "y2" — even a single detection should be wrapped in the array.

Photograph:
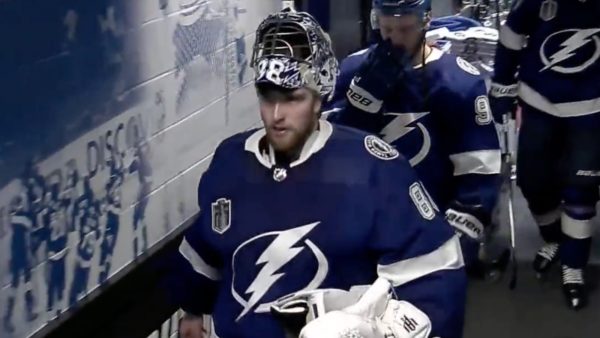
[{"x1": 371, "y1": 0, "x2": 432, "y2": 30}]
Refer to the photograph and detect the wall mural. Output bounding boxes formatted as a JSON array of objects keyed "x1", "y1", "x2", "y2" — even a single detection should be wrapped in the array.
[{"x1": 0, "y1": 1, "x2": 280, "y2": 337}]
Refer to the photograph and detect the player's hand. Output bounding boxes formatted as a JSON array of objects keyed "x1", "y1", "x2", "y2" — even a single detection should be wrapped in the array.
[
  {"x1": 488, "y1": 81, "x2": 518, "y2": 124},
  {"x1": 445, "y1": 202, "x2": 489, "y2": 267},
  {"x1": 178, "y1": 313, "x2": 205, "y2": 338},
  {"x1": 445, "y1": 202, "x2": 488, "y2": 243},
  {"x1": 346, "y1": 39, "x2": 411, "y2": 113}
]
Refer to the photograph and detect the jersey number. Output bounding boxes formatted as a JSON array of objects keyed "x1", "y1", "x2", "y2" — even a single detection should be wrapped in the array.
[
  {"x1": 258, "y1": 59, "x2": 285, "y2": 84},
  {"x1": 475, "y1": 96, "x2": 492, "y2": 125}
]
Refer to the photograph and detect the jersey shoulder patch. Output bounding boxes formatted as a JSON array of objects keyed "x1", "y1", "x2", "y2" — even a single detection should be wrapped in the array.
[
  {"x1": 409, "y1": 182, "x2": 436, "y2": 220},
  {"x1": 364, "y1": 135, "x2": 399, "y2": 160},
  {"x1": 456, "y1": 57, "x2": 481, "y2": 76}
]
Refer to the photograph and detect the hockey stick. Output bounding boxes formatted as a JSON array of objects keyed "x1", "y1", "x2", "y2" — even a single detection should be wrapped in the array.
[{"x1": 502, "y1": 113, "x2": 518, "y2": 290}]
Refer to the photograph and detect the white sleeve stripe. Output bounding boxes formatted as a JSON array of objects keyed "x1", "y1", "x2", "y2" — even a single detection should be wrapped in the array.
[
  {"x1": 11, "y1": 215, "x2": 32, "y2": 228},
  {"x1": 347, "y1": 79, "x2": 382, "y2": 113},
  {"x1": 499, "y1": 25, "x2": 526, "y2": 51},
  {"x1": 179, "y1": 237, "x2": 222, "y2": 281},
  {"x1": 321, "y1": 107, "x2": 342, "y2": 119},
  {"x1": 377, "y1": 235, "x2": 464, "y2": 287},
  {"x1": 449, "y1": 149, "x2": 501, "y2": 176},
  {"x1": 519, "y1": 82, "x2": 600, "y2": 117}
]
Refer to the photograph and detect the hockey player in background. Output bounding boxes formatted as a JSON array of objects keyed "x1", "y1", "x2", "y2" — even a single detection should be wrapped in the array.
[
  {"x1": 173, "y1": 0, "x2": 227, "y2": 112},
  {"x1": 4, "y1": 196, "x2": 38, "y2": 333},
  {"x1": 129, "y1": 140, "x2": 152, "y2": 258},
  {"x1": 46, "y1": 201, "x2": 68, "y2": 320},
  {"x1": 69, "y1": 202, "x2": 101, "y2": 306},
  {"x1": 171, "y1": 8, "x2": 466, "y2": 338},
  {"x1": 98, "y1": 165, "x2": 123, "y2": 284},
  {"x1": 489, "y1": 0, "x2": 600, "y2": 309},
  {"x1": 324, "y1": 0, "x2": 502, "y2": 275}
]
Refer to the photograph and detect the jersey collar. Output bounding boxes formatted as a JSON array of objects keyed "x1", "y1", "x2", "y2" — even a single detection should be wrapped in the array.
[
  {"x1": 413, "y1": 47, "x2": 443, "y2": 69},
  {"x1": 244, "y1": 120, "x2": 333, "y2": 169}
]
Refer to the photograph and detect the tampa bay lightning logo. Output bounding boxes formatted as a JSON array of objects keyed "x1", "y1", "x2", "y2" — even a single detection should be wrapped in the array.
[
  {"x1": 230, "y1": 222, "x2": 328, "y2": 321},
  {"x1": 540, "y1": 28, "x2": 600, "y2": 74},
  {"x1": 381, "y1": 112, "x2": 431, "y2": 166}
]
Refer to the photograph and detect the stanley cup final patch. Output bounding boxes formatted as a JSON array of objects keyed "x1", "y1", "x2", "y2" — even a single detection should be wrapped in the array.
[
  {"x1": 364, "y1": 135, "x2": 399, "y2": 160},
  {"x1": 212, "y1": 198, "x2": 232, "y2": 234}
]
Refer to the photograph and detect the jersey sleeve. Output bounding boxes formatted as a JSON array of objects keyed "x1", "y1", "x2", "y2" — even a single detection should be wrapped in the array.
[
  {"x1": 369, "y1": 153, "x2": 467, "y2": 338},
  {"x1": 437, "y1": 74, "x2": 502, "y2": 214},
  {"x1": 493, "y1": 0, "x2": 542, "y2": 85},
  {"x1": 322, "y1": 48, "x2": 384, "y2": 134},
  {"x1": 168, "y1": 144, "x2": 228, "y2": 315}
]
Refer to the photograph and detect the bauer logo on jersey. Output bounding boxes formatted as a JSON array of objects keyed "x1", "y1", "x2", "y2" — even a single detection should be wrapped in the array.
[
  {"x1": 409, "y1": 182, "x2": 435, "y2": 220},
  {"x1": 364, "y1": 135, "x2": 399, "y2": 160},
  {"x1": 230, "y1": 222, "x2": 328, "y2": 321},
  {"x1": 456, "y1": 57, "x2": 480, "y2": 76},
  {"x1": 540, "y1": 28, "x2": 600, "y2": 74},
  {"x1": 212, "y1": 198, "x2": 232, "y2": 234}
]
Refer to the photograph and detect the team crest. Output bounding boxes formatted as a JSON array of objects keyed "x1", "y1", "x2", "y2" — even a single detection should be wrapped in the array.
[
  {"x1": 409, "y1": 182, "x2": 436, "y2": 220},
  {"x1": 456, "y1": 57, "x2": 480, "y2": 76},
  {"x1": 211, "y1": 198, "x2": 231, "y2": 234},
  {"x1": 540, "y1": 28, "x2": 600, "y2": 74},
  {"x1": 364, "y1": 135, "x2": 399, "y2": 160}
]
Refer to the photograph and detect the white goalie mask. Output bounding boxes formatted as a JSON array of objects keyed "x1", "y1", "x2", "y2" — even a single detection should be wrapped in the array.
[{"x1": 251, "y1": 8, "x2": 339, "y2": 100}]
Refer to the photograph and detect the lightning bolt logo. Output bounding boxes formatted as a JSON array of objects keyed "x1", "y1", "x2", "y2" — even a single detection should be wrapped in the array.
[
  {"x1": 235, "y1": 222, "x2": 321, "y2": 320},
  {"x1": 380, "y1": 112, "x2": 432, "y2": 166},
  {"x1": 540, "y1": 28, "x2": 600, "y2": 73},
  {"x1": 381, "y1": 112, "x2": 429, "y2": 144}
]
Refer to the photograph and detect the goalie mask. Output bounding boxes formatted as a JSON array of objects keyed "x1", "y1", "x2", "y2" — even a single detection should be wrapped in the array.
[{"x1": 251, "y1": 8, "x2": 339, "y2": 101}]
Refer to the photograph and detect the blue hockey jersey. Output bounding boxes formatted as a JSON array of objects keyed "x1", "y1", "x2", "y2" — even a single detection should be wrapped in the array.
[
  {"x1": 494, "y1": 0, "x2": 600, "y2": 117},
  {"x1": 325, "y1": 47, "x2": 501, "y2": 215},
  {"x1": 48, "y1": 208, "x2": 68, "y2": 261},
  {"x1": 174, "y1": 121, "x2": 466, "y2": 338}
]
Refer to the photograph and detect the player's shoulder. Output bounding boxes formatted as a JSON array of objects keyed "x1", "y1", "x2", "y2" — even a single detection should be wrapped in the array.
[
  {"x1": 428, "y1": 49, "x2": 487, "y2": 98},
  {"x1": 213, "y1": 129, "x2": 257, "y2": 156},
  {"x1": 431, "y1": 49, "x2": 484, "y2": 80},
  {"x1": 339, "y1": 46, "x2": 373, "y2": 74},
  {"x1": 203, "y1": 129, "x2": 258, "y2": 177},
  {"x1": 329, "y1": 124, "x2": 413, "y2": 169}
]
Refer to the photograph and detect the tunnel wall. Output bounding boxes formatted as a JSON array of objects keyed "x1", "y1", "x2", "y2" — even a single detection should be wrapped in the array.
[{"x1": 0, "y1": 1, "x2": 281, "y2": 337}]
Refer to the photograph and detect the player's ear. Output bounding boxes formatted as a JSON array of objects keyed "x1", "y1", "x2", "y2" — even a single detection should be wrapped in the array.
[
  {"x1": 312, "y1": 94, "x2": 322, "y2": 116},
  {"x1": 423, "y1": 12, "x2": 432, "y2": 31}
]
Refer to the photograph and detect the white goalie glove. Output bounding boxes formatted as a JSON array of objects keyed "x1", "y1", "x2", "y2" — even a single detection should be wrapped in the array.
[
  {"x1": 271, "y1": 285, "x2": 369, "y2": 338},
  {"x1": 272, "y1": 278, "x2": 432, "y2": 338}
]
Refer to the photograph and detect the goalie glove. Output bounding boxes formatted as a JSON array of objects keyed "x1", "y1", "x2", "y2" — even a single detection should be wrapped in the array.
[
  {"x1": 299, "y1": 278, "x2": 432, "y2": 338},
  {"x1": 347, "y1": 39, "x2": 411, "y2": 113},
  {"x1": 271, "y1": 287, "x2": 367, "y2": 338}
]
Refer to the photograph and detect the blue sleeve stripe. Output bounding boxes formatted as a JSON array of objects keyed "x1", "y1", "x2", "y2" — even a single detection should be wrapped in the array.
[
  {"x1": 377, "y1": 235, "x2": 464, "y2": 287},
  {"x1": 179, "y1": 237, "x2": 222, "y2": 281}
]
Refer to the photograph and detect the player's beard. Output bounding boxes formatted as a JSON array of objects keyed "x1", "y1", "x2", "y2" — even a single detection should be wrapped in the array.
[{"x1": 266, "y1": 113, "x2": 318, "y2": 164}]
